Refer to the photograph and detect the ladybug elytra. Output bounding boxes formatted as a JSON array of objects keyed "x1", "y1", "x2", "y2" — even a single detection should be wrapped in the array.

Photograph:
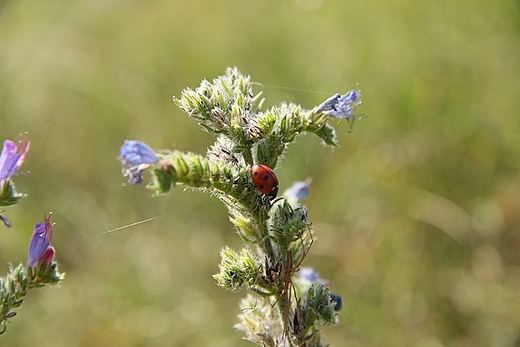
[{"x1": 250, "y1": 164, "x2": 279, "y2": 199}]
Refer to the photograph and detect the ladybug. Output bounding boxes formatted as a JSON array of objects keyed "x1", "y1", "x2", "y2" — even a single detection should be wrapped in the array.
[{"x1": 250, "y1": 164, "x2": 279, "y2": 199}]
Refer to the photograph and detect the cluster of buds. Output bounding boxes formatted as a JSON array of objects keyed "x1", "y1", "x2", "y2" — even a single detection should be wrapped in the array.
[
  {"x1": 118, "y1": 68, "x2": 362, "y2": 346},
  {"x1": 0, "y1": 134, "x2": 64, "y2": 334}
]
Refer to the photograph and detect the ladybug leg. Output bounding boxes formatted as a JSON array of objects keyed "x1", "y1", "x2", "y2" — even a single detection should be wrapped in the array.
[
  {"x1": 267, "y1": 186, "x2": 279, "y2": 200},
  {"x1": 255, "y1": 190, "x2": 280, "y2": 211}
]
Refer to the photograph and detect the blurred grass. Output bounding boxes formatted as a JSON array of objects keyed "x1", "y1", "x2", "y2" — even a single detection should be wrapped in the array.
[{"x1": 1, "y1": 0, "x2": 520, "y2": 346}]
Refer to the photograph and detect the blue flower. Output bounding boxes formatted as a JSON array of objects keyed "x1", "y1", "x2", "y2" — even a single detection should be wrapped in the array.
[
  {"x1": 298, "y1": 267, "x2": 322, "y2": 283},
  {"x1": 27, "y1": 213, "x2": 55, "y2": 268},
  {"x1": 283, "y1": 179, "x2": 311, "y2": 202},
  {"x1": 119, "y1": 140, "x2": 159, "y2": 166},
  {"x1": 329, "y1": 293, "x2": 342, "y2": 311},
  {"x1": 0, "y1": 134, "x2": 30, "y2": 188},
  {"x1": 315, "y1": 89, "x2": 361, "y2": 120},
  {"x1": 118, "y1": 140, "x2": 159, "y2": 184}
]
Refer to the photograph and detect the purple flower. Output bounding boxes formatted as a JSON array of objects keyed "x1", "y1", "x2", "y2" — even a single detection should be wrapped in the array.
[
  {"x1": 315, "y1": 93, "x2": 341, "y2": 114},
  {"x1": 118, "y1": 140, "x2": 159, "y2": 184},
  {"x1": 0, "y1": 133, "x2": 30, "y2": 187},
  {"x1": 315, "y1": 89, "x2": 361, "y2": 120},
  {"x1": 284, "y1": 179, "x2": 312, "y2": 202},
  {"x1": 27, "y1": 213, "x2": 55, "y2": 268}
]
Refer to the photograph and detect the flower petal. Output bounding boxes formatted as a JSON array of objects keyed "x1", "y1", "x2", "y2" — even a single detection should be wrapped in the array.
[
  {"x1": 119, "y1": 140, "x2": 159, "y2": 166},
  {"x1": 27, "y1": 213, "x2": 54, "y2": 268},
  {"x1": 315, "y1": 90, "x2": 361, "y2": 120},
  {"x1": 284, "y1": 179, "x2": 311, "y2": 202},
  {"x1": 119, "y1": 140, "x2": 159, "y2": 185},
  {"x1": 0, "y1": 134, "x2": 30, "y2": 185},
  {"x1": 39, "y1": 246, "x2": 55, "y2": 266}
]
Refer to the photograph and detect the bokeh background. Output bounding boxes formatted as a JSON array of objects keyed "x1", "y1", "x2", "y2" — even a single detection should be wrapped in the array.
[{"x1": 1, "y1": 0, "x2": 520, "y2": 346}]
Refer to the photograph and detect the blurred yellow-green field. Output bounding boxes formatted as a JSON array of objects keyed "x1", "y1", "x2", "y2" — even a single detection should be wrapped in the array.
[{"x1": 1, "y1": 0, "x2": 520, "y2": 346}]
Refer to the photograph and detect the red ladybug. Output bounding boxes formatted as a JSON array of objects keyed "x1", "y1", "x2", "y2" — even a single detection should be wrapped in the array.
[{"x1": 251, "y1": 164, "x2": 279, "y2": 199}]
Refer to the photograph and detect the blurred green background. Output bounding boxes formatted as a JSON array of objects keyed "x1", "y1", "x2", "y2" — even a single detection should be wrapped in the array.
[{"x1": 1, "y1": 0, "x2": 520, "y2": 346}]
